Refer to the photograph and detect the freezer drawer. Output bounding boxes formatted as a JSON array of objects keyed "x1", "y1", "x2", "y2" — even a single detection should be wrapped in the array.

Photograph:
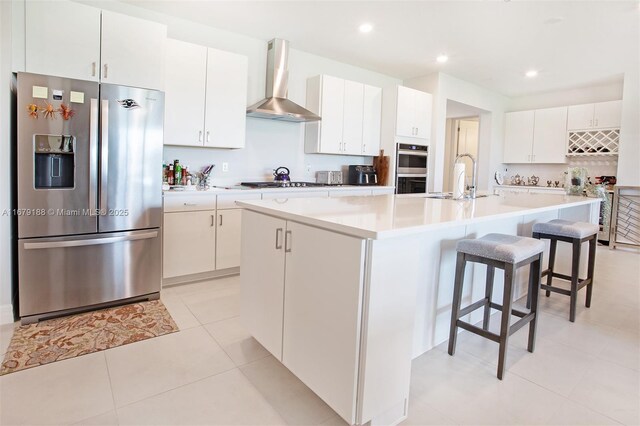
[{"x1": 18, "y1": 229, "x2": 161, "y2": 319}]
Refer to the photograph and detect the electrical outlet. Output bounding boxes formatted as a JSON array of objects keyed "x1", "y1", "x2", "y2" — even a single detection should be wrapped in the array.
[{"x1": 222, "y1": 162, "x2": 229, "y2": 172}]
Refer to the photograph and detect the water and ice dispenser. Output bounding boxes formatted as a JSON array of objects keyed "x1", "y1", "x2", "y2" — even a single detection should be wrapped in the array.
[{"x1": 34, "y1": 134, "x2": 75, "y2": 189}]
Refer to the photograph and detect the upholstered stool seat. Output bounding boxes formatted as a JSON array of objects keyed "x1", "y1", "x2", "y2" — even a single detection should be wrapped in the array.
[
  {"x1": 532, "y1": 219, "x2": 599, "y2": 239},
  {"x1": 457, "y1": 233, "x2": 545, "y2": 264},
  {"x1": 530, "y1": 219, "x2": 598, "y2": 322},
  {"x1": 448, "y1": 233, "x2": 544, "y2": 380}
]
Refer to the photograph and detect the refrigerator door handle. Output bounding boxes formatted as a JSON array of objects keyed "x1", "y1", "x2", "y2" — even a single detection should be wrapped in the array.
[
  {"x1": 24, "y1": 231, "x2": 158, "y2": 250},
  {"x1": 89, "y1": 98, "x2": 99, "y2": 216},
  {"x1": 100, "y1": 99, "x2": 109, "y2": 214}
]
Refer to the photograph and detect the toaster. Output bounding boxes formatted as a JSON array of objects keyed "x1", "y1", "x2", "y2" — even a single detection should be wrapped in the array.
[
  {"x1": 317, "y1": 171, "x2": 343, "y2": 185},
  {"x1": 348, "y1": 165, "x2": 378, "y2": 186}
]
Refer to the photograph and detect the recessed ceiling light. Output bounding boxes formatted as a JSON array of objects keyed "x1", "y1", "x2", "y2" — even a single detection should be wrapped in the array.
[
  {"x1": 525, "y1": 70, "x2": 538, "y2": 78},
  {"x1": 436, "y1": 54, "x2": 449, "y2": 63},
  {"x1": 359, "y1": 23, "x2": 373, "y2": 33}
]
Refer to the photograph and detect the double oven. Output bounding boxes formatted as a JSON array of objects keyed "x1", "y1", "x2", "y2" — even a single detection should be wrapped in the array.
[{"x1": 395, "y1": 144, "x2": 428, "y2": 194}]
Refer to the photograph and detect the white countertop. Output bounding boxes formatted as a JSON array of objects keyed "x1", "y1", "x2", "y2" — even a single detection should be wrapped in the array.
[
  {"x1": 237, "y1": 193, "x2": 600, "y2": 240},
  {"x1": 495, "y1": 184, "x2": 564, "y2": 190},
  {"x1": 162, "y1": 185, "x2": 395, "y2": 196}
]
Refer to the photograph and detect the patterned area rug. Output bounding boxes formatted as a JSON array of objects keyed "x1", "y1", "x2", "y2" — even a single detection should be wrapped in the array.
[{"x1": 1, "y1": 300, "x2": 178, "y2": 375}]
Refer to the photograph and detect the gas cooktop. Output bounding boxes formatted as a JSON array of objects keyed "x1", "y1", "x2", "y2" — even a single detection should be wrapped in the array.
[{"x1": 241, "y1": 181, "x2": 329, "y2": 188}]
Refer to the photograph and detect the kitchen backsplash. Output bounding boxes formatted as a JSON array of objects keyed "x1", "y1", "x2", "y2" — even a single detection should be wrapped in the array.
[
  {"x1": 501, "y1": 159, "x2": 618, "y2": 186},
  {"x1": 163, "y1": 117, "x2": 373, "y2": 186}
]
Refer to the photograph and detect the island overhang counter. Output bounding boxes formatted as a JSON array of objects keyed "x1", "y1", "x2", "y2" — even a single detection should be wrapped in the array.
[{"x1": 237, "y1": 193, "x2": 600, "y2": 426}]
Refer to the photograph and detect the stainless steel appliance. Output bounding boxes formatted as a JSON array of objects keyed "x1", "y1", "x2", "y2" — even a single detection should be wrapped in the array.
[
  {"x1": 395, "y1": 143, "x2": 428, "y2": 194},
  {"x1": 241, "y1": 181, "x2": 326, "y2": 188},
  {"x1": 246, "y1": 39, "x2": 320, "y2": 122},
  {"x1": 16, "y1": 72, "x2": 164, "y2": 324},
  {"x1": 348, "y1": 165, "x2": 377, "y2": 186},
  {"x1": 598, "y1": 190, "x2": 615, "y2": 244},
  {"x1": 316, "y1": 171, "x2": 343, "y2": 185}
]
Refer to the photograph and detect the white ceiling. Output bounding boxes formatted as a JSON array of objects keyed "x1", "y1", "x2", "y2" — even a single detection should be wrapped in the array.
[{"x1": 123, "y1": 0, "x2": 639, "y2": 97}]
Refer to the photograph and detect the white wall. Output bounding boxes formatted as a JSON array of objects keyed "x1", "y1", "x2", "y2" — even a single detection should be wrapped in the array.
[
  {"x1": 77, "y1": 0, "x2": 401, "y2": 185},
  {"x1": 405, "y1": 72, "x2": 510, "y2": 192},
  {"x1": 0, "y1": 0, "x2": 15, "y2": 323},
  {"x1": 617, "y1": 70, "x2": 640, "y2": 186},
  {"x1": 508, "y1": 79, "x2": 624, "y2": 111}
]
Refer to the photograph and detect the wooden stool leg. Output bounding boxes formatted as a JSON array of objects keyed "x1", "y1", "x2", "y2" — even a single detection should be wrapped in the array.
[
  {"x1": 527, "y1": 254, "x2": 542, "y2": 353},
  {"x1": 569, "y1": 239, "x2": 581, "y2": 322},
  {"x1": 586, "y1": 236, "x2": 596, "y2": 308},
  {"x1": 448, "y1": 252, "x2": 467, "y2": 356},
  {"x1": 546, "y1": 238, "x2": 557, "y2": 297},
  {"x1": 497, "y1": 263, "x2": 515, "y2": 380},
  {"x1": 483, "y1": 265, "x2": 495, "y2": 331}
]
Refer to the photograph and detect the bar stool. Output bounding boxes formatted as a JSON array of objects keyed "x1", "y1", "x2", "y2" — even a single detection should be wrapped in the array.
[
  {"x1": 448, "y1": 233, "x2": 544, "y2": 380},
  {"x1": 530, "y1": 219, "x2": 599, "y2": 322}
]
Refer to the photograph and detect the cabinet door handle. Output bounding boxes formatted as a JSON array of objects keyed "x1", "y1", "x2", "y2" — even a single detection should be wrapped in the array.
[
  {"x1": 103, "y1": 64, "x2": 108, "y2": 79},
  {"x1": 344, "y1": 141, "x2": 347, "y2": 152},
  {"x1": 275, "y1": 228, "x2": 283, "y2": 249},
  {"x1": 210, "y1": 214, "x2": 214, "y2": 227},
  {"x1": 206, "y1": 131, "x2": 210, "y2": 143},
  {"x1": 198, "y1": 130, "x2": 202, "y2": 142},
  {"x1": 91, "y1": 62, "x2": 96, "y2": 77},
  {"x1": 362, "y1": 143, "x2": 366, "y2": 153},
  {"x1": 415, "y1": 127, "x2": 419, "y2": 135},
  {"x1": 184, "y1": 202, "x2": 198, "y2": 206},
  {"x1": 285, "y1": 230, "x2": 292, "y2": 253},
  {"x1": 219, "y1": 214, "x2": 223, "y2": 227},
  {"x1": 589, "y1": 119, "x2": 593, "y2": 127}
]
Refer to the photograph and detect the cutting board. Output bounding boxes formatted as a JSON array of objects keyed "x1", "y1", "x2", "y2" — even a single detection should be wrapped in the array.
[{"x1": 373, "y1": 149, "x2": 390, "y2": 186}]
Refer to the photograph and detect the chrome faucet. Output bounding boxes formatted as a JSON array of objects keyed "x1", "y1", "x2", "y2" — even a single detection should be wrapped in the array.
[{"x1": 454, "y1": 153, "x2": 477, "y2": 199}]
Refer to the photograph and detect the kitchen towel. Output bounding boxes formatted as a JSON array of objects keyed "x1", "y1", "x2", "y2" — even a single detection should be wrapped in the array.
[{"x1": 453, "y1": 163, "x2": 466, "y2": 199}]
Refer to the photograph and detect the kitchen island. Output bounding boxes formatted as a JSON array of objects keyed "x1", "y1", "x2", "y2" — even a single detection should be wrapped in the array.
[{"x1": 237, "y1": 193, "x2": 600, "y2": 426}]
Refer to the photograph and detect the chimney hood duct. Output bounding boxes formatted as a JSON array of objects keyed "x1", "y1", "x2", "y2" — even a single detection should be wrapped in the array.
[{"x1": 247, "y1": 39, "x2": 321, "y2": 122}]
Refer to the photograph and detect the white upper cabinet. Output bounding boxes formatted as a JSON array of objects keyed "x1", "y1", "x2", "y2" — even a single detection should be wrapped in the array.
[
  {"x1": 24, "y1": 1, "x2": 166, "y2": 89},
  {"x1": 164, "y1": 39, "x2": 207, "y2": 146},
  {"x1": 503, "y1": 110, "x2": 535, "y2": 163},
  {"x1": 164, "y1": 41, "x2": 248, "y2": 149},
  {"x1": 100, "y1": 11, "x2": 166, "y2": 90},
  {"x1": 567, "y1": 100, "x2": 622, "y2": 130},
  {"x1": 342, "y1": 80, "x2": 365, "y2": 155},
  {"x1": 593, "y1": 100, "x2": 622, "y2": 129},
  {"x1": 362, "y1": 85, "x2": 383, "y2": 156},
  {"x1": 204, "y1": 48, "x2": 248, "y2": 149},
  {"x1": 305, "y1": 75, "x2": 382, "y2": 156},
  {"x1": 25, "y1": 0, "x2": 101, "y2": 81},
  {"x1": 504, "y1": 107, "x2": 568, "y2": 164},
  {"x1": 532, "y1": 107, "x2": 568, "y2": 164},
  {"x1": 395, "y1": 86, "x2": 432, "y2": 141}
]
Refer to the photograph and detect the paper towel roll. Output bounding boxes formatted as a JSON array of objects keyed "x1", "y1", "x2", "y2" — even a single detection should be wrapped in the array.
[{"x1": 453, "y1": 163, "x2": 466, "y2": 199}]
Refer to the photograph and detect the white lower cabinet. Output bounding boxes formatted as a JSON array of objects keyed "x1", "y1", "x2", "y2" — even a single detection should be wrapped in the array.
[
  {"x1": 240, "y1": 211, "x2": 365, "y2": 423},
  {"x1": 215, "y1": 208, "x2": 242, "y2": 270},
  {"x1": 163, "y1": 210, "x2": 216, "y2": 279},
  {"x1": 240, "y1": 212, "x2": 286, "y2": 359}
]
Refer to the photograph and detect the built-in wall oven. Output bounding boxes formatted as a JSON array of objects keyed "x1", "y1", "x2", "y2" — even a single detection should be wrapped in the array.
[{"x1": 395, "y1": 144, "x2": 428, "y2": 194}]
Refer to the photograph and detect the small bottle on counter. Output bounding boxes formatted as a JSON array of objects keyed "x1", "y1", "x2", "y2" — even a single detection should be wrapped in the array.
[
  {"x1": 162, "y1": 162, "x2": 167, "y2": 183},
  {"x1": 174, "y1": 160, "x2": 182, "y2": 186},
  {"x1": 168, "y1": 164, "x2": 174, "y2": 185},
  {"x1": 182, "y1": 165, "x2": 189, "y2": 186}
]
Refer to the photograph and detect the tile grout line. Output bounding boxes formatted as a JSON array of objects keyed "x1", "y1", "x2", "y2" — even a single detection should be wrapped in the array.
[
  {"x1": 112, "y1": 361, "x2": 240, "y2": 414},
  {"x1": 100, "y1": 351, "x2": 120, "y2": 425}
]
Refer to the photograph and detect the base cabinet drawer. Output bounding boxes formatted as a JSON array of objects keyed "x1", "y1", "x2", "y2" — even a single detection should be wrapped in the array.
[{"x1": 163, "y1": 210, "x2": 216, "y2": 278}]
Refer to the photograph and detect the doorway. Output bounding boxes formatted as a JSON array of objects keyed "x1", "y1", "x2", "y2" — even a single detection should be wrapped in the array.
[{"x1": 443, "y1": 100, "x2": 486, "y2": 193}]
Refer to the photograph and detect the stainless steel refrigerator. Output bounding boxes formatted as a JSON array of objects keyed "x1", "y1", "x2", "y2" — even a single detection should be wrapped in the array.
[{"x1": 16, "y1": 72, "x2": 163, "y2": 324}]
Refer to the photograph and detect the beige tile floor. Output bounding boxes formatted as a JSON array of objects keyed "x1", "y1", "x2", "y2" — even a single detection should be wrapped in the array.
[{"x1": 0, "y1": 247, "x2": 638, "y2": 425}]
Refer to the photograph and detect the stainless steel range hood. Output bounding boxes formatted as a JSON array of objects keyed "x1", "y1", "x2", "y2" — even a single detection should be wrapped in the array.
[{"x1": 247, "y1": 39, "x2": 321, "y2": 122}]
